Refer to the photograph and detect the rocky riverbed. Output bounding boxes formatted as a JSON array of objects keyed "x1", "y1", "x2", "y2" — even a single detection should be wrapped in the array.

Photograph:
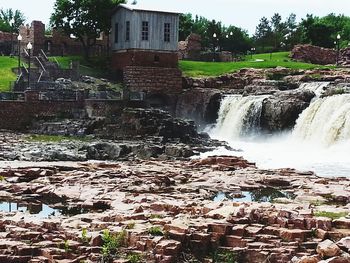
[{"x1": 0, "y1": 132, "x2": 349, "y2": 263}]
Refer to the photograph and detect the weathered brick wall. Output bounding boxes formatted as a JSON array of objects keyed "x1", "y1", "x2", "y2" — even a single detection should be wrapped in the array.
[
  {"x1": 112, "y1": 50, "x2": 178, "y2": 72},
  {"x1": 0, "y1": 100, "x2": 141, "y2": 131},
  {"x1": 123, "y1": 66, "x2": 183, "y2": 95},
  {"x1": 0, "y1": 31, "x2": 15, "y2": 42},
  {"x1": 18, "y1": 21, "x2": 108, "y2": 56},
  {"x1": 0, "y1": 101, "x2": 85, "y2": 130}
]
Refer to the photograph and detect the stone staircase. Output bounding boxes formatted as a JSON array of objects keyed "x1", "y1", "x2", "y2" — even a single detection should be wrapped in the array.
[{"x1": 14, "y1": 49, "x2": 62, "y2": 91}]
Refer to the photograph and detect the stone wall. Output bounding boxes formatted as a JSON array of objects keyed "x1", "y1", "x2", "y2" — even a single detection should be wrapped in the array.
[
  {"x1": 0, "y1": 31, "x2": 16, "y2": 55},
  {"x1": 339, "y1": 47, "x2": 350, "y2": 66},
  {"x1": 112, "y1": 50, "x2": 178, "y2": 72},
  {"x1": 0, "y1": 101, "x2": 85, "y2": 130},
  {"x1": 123, "y1": 66, "x2": 183, "y2": 95},
  {"x1": 0, "y1": 99, "x2": 142, "y2": 131},
  {"x1": 290, "y1": 44, "x2": 336, "y2": 65},
  {"x1": 18, "y1": 21, "x2": 108, "y2": 56}
]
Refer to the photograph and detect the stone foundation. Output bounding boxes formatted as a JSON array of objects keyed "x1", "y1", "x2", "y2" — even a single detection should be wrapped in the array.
[
  {"x1": 123, "y1": 66, "x2": 183, "y2": 95},
  {"x1": 111, "y1": 49, "x2": 178, "y2": 72}
]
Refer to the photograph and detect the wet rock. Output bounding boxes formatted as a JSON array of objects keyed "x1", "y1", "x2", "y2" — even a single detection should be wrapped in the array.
[{"x1": 261, "y1": 89, "x2": 315, "y2": 131}]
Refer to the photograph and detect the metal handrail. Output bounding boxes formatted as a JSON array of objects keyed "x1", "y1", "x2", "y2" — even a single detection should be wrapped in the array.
[
  {"x1": 15, "y1": 73, "x2": 23, "y2": 84},
  {"x1": 23, "y1": 48, "x2": 29, "y2": 57},
  {"x1": 35, "y1": 56, "x2": 46, "y2": 72},
  {"x1": 22, "y1": 63, "x2": 28, "y2": 74},
  {"x1": 40, "y1": 49, "x2": 49, "y2": 61},
  {"x1": 37, "y1": 71, "x2": 43, "y2": 82}
]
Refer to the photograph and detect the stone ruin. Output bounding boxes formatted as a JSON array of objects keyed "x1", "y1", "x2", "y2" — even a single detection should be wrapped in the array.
[
  {"x1": 291, "y1": 44, "x2": 336, "y2": 65},
  {"x1": 178, "y1": 33, "x2": 202, "y2": 60},
  {"x1": 339, "y1": 47, "x2": 350, "y2": 67}
]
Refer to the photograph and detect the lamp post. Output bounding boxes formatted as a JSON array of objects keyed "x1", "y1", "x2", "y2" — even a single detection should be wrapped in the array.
[
  {"x1": 17, "y1": 34, "x2": 22, "y2": 75},
  {"x1": 10, "y1": 18, "x2": 15, "y2": 55},
  {"x1": 212, "y1": 33, "x2": 217, "y2": 62},
  {"x1": 336, "y1": 34, "x2": 341, "y2": 66},
  {"x1": 27, "y1": 42, "x2": 32, "y2": 89},
  {"x1": 250, "y1": 47, "x2": 256, "y2": 59}
]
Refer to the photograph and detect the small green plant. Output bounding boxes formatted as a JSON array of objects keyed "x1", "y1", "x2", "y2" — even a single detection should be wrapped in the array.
[
  {"x1": 310, "y1": 73, "x2": 322, "y2": 79},
  {"x1": 148, "y1": 226, "x2": 163, "y2": 236},
  {"x1": 101, "y1": 229, "x2": 127, "y2": 261},
  {"x1": 310, "y1": 228, "x2": 317, "y2": 238},
  {"x1": 0, "y1": 175, "x2": 5, "y2": 181},
  {"x1": 62, "y1": 240, "x2": 69, "y2": 253},
  {"x1": 27, "y1": 134, "x2": 92, "y2": 143},
  {"x1": 81, "y1": 228, "x2": 90, "y2": 244},
  {"x1": 212, "y1": 249, "x2": 237, "y2": 263},
  {"x1": 266, "y1": 72, "x2": 286, "y2": 80},
  {"x1": 127, "y1": 253, "x2": 142, "y2": 263},
  {"x1": 314, "y1": 211, "x2": 348, "y2": 220},
  {"x1": 126, "y1": 222, "x2": 136, "y2": 229}
]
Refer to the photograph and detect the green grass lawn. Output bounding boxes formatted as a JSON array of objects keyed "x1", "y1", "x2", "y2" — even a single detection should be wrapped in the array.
[
  {"x1": 49, "y1": 55, "x2": 110, "y2": 78},
  {"x1": 0, "y1": 56, "x2": 18, "y2": 91},
  {"x1": 179, "y1": 52, "x2": 334, "y2": 77}
]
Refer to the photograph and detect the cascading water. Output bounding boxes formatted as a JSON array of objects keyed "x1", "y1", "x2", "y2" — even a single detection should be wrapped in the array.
[
  {"x1": 293, "y1": 94, "x2": 350, "y2": 146},
  {"x1": 298, "y1": 82, "x2": 329, "y2": 97},
  {"x1": 205, "y1": 82, "x2": 350, "y2": 177},
  {"x1": 210, "y1": 95, "x2": 267, "y2": 141}
]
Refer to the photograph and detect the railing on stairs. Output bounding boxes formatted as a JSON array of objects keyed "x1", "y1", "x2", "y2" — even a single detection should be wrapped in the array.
[
  {"x1": 35, "y1": 56, "x2": 46, "y2": 72},
  {"x1": 40, "y1": 49, "x2": 49, "y2": 62}
]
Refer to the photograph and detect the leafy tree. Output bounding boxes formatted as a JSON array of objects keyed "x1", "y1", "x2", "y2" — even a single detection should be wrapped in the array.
[
  {"x1": 50, "y1": 0, "x2": 125, "y2": 59},
  {"x1": 254, "y1": 16, "x2": 272, "y2": 52},
  {"x1": 0, "y1": 8, "x2": 25, "y2": 33},
  {"x1": 222, "y1": 26, "x2": 252, "y2": 54},
  {"x1": 179, "y1": 13, "x2": 194, "y2": 41},
  {"x1": 270, "y1": 13, "x2": 286, "y2": 49}
]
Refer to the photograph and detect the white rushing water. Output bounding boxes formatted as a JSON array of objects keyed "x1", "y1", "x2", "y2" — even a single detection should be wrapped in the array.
[{"x1": 208, "y1": 83, "x2": 350, "y2": 177}]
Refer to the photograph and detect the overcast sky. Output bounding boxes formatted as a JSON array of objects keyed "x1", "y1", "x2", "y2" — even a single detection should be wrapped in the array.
[{"x1": 1, "y1": 0, "x2": 350, "y2": 35}]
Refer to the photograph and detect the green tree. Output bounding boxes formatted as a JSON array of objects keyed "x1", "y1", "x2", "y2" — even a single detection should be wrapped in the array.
[
  {"x1": 50, "y1": 0, "x2": 125, "y2": 59},
  {"x1": 254, "y1": 16, "x2": 272, "y2": 52},
  {"x1": 0, "y1": 8, "x2": 25, "y2": 33},
  {"x1": 179, "y1": 13, "x2": 194, "y2": 41},
  {"x1": 270, "y1": 13, "x2": 287, "y2": 50},
  {"x1": 223, "y1": 26, "x2": 252, "y2": 54}
]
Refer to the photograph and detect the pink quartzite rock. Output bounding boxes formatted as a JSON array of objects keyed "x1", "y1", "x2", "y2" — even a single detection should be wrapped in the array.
[{"x1": 316, "y1": 239, "x2": 341, "y2": 258}]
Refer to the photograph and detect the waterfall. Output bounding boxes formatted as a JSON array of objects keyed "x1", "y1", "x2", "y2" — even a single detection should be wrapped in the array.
[
  {"x1": 211, "y1": 95, "x2": 267, "y2": 141},
  {"x1": 298, "y1": 82, "x2": 329, "y2": 97},
  {"x1": 293, "y1": 94, "x2": 350, "y2": 146}
]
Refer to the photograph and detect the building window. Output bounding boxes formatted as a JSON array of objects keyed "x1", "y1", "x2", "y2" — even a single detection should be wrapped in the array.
[
  {"x1": 114, "y1": 23, "x2": 118, "y2": 43},
  {"x1": 164, "y1": 23, "x2": 170, "y2": 42},
  {"x1": 142, "y1": 21, "x2": 149, "y2": 41},
  {"x1": 125, "y1": 21, "x2": 130, "y2": 41}
]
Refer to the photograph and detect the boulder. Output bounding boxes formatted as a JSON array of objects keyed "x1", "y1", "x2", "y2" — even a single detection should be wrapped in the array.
[
  {"x1": 291, "y1": 44, "x2": 336, "y2": 65},
  {"x1": 86, "y1": 142, "x2": 130, "y2": 160},
  {"x1": 261, "y1": 89, "x2": 315, "y2": 131},
  {"x1": 317, "y1": 239, "x2": 341, "y2": 258},
  {"x1": 175, "y1": 88, "x2": 222, "y2": 125},
  {"x1": 337, "y1": 237, "x2": 350, "y2": 252}
]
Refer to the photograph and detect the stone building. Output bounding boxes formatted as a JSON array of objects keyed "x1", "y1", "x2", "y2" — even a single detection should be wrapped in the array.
[
  {"x1": 111, "y1": 4, "x2": 180, "y2": 72},
  {"x1": 111, "y1": 4, "x2": 183, "y2": 109},
  {"x1": 18, "y1": 21, "x2": 108, "y2": 56}
]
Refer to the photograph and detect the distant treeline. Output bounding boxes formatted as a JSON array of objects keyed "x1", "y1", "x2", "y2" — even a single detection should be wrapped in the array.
[{"x1": 179, "y1": 13, "x2": 350, "y2": 54}]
